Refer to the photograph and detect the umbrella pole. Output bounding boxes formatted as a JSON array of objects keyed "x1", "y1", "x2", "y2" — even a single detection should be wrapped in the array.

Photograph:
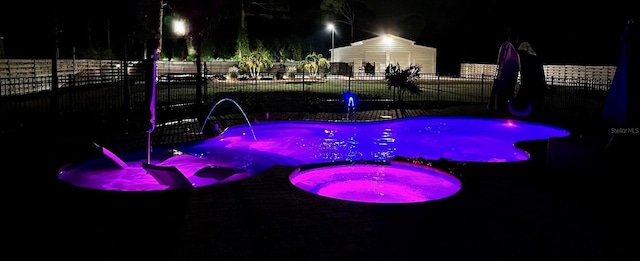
[{"x1": 148, "y1": 50, "x2": 158, "y2": 164}]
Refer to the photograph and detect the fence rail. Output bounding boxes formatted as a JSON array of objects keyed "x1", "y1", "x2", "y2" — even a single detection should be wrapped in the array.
[
  {"x1": 1, "y1": 58, "x2": 615, "y2": 134},
  {"x1": 2, "y1": 59, "x2": 616, "y2": 82},
  {"x1": 460, "y1": 63, "x2": 616, "y2": 89},
  {"x1": 1, "y1": 69, "x2": 610, "y2": 129}
]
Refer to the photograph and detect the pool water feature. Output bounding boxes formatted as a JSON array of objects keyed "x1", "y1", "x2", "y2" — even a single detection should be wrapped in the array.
[
  {"x1": 58, "y1": 147, "x2": 277, "y2": 191},
  {"x1": 346, "y1": 95, "x2": 356, "y2": 121},
  {"x1": 199, "y1": 97, "x2": 257, "y2": 141},
  {"x1": 58, "y1": 115, "x2": 570, "y2": 200}
]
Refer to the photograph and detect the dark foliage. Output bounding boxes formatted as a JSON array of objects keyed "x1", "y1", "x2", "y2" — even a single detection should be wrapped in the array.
[{"x1": 384, "y1": 62, "x2": 422, "y2": 102}]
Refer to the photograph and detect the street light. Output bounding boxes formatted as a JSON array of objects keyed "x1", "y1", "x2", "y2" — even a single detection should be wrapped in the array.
[
  {"x1": 172, "y1": 19, "x2": 187, "y2": 37},
  {"x1": 172, "y1": 18, "x2": 191, "y2": 60},
  {"x1": 326, "y1": 23, "x2": 335, "y2": 63}
]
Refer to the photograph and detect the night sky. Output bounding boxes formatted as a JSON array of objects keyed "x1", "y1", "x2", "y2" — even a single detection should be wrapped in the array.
[{"x1": 1, "y1": 0, "x2": 636, "y2": 74}]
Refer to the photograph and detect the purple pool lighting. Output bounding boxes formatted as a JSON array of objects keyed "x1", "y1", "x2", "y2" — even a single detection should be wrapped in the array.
[
  {"x1": 58, "y1": 148, "x2": 277, "y2": 191},
  {"x1": 184, "y1": 116, "x2": 570, "y2": 166},
  {"x1": 289, "y1": 161, "x2": 462, "y2": 203},
  {"x1": 58, "y1": 116, "x2": 570, "y2": 192}
]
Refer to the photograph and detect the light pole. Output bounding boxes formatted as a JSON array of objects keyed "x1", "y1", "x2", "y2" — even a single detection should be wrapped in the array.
[
  {"x1": 172, "y1": 18, "x2": 187, "y2": 59},
  {"x1": 157, "y1": 0, "x2": 167, "y2": 57},
  {"x1": 326, "y1": 23, "x2": 335, "y2": 63}
]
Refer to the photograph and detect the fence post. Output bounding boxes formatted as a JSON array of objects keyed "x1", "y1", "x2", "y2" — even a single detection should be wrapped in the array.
[
  {"x1": 32, "y1": 59, "x2": 36, "y2": 78},
  {"x1": 167, "y1": 61, "x2": 171, "y2": 107},
  {"x1": 302, "y1": 70, "x2": 306, "y2": 101},
  {"x1": 437, "y1": 74, "x2": 441, "y2": 103},
  {"x1": 195, "y1": 49, "x2": 203, "y2": 110},
  {"x1": 123, "y1": 50, "x2": 131, "y2": 113},
  {"x1": 481, "y1": 74, "x2": 485, "y2": 101},
  {"x1": 254, "y1": 74, "x2": 258, "y2": 103},
  {"x1": 51, "y1": 29, "x2": 60, "y2": 116},
  {"x1": 203, "y1": 62, "x2": 208, "y2": 102}
]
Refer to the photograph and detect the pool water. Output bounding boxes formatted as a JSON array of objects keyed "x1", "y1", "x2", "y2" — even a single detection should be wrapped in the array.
[
  {"x1": 58, "y1": 116, "x2": 570, "y2": 196},
  {"x1": 183, "y1": 116, "x2": 569, "y2": 164},
  {"x1": 289, "y1": 161, "x2": 463, "y2": 203}
]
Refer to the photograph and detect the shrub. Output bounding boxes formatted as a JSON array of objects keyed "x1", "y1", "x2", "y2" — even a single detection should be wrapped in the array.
[
  {"x1": 286, "y1": 67, "x2": 297, "y2": 79},
  {"x1": 384, "y1": 62, "x2": 422, "y2": 103},
  {"x1": 227, "y1": 66, "x2": 239, "y2": 80}
]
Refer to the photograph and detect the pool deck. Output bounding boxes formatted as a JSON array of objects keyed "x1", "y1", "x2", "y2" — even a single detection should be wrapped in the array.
[{"x1": 5, "y1": 104, "x2": 639, "y2": 260}]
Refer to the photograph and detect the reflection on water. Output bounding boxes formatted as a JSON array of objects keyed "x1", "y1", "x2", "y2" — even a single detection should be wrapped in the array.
[{"x1": 58, "y1": 116, "x2": 570, "y2": 192}]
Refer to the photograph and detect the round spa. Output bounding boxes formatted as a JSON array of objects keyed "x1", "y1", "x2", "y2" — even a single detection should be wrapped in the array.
[{"x1": 289, "y1": 161, "x2": 462, "y2": 204}]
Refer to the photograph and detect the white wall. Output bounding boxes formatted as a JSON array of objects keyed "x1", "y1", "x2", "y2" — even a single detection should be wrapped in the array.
[{"x1": 333, "y1": 35, "x2": 437, "y2": 75}]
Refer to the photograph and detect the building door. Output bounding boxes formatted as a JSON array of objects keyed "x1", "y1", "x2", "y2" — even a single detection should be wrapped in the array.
[{"x1": 364, "y1": 51, "x2": 386, "y2": 75}]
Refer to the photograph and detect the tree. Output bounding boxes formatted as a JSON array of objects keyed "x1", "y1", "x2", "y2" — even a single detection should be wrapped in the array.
[
  {"x1": 320, "y1": 0, "x2": 356, "y2": 41},
  {"x1": 288, "y1": 38, "x2": 303, "y2": 61},
  {"x1": 131, "y1": 0, "x2": 163, "y2": 59},
  {"x1": 238, "y1": 49, "x2": 274, "y2": 79},
  {"x1": 241, "y1": 0, "x2": 290, "y2": 29},
  {"x1": 384, "y1": 62, "x2": 422, "y2": 103},
  {"x1": 235, "y1": 28, "x2": 250, "y2": 59},
  {"x1": 298, "y1": 52, "x2": 330, "y2": 79},
  {"x1": 170, "y1": 0, "x2": 230, "y2": 108}
]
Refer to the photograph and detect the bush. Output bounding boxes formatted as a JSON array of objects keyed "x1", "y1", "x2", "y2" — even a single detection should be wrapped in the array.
[
  {"x1": 227, "y1": 66, "x2": 239, "y2": 80},
  {"x1": 385, "y1": 62, "x2": 422, "y2": 102},
  {"x1": 286, "y1": 67, "x2": 297, "y2": 79}
]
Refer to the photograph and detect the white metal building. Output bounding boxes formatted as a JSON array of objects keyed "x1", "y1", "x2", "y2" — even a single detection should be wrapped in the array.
[{"x1": 331, "y1": 34, "x2": 437, "y2": 76}]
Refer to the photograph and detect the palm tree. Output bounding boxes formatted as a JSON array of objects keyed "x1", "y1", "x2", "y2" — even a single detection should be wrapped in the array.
[
  {"x1": 299, "y1": 52, "x2": 330, "y2": 79},
  {"x1": 238, "y1": 49, "x2": 274, "y2": 79},
  {"x1": 384, "y1": 62, "x2": 422, "y2": 103}
]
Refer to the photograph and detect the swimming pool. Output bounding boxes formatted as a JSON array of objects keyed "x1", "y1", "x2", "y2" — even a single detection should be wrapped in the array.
[{"x1": 58, "y1": 116, "x2": 570, "y2": 196}]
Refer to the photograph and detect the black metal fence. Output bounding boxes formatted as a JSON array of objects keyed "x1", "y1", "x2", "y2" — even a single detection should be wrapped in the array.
[{"x1": 0, "y1": 70, "x2": 611, "y2": 131}]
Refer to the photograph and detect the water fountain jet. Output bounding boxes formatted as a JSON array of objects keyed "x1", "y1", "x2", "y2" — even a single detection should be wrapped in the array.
[
  {"x1": 199, "y1": 98, "x2": 257, "y2": 141},
  {"x1": 93, "y1": 142, "x2": 128, "y2": 168},
  {"x1": 344, "y1": 92, "x2": 356, "y2": 121}
]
